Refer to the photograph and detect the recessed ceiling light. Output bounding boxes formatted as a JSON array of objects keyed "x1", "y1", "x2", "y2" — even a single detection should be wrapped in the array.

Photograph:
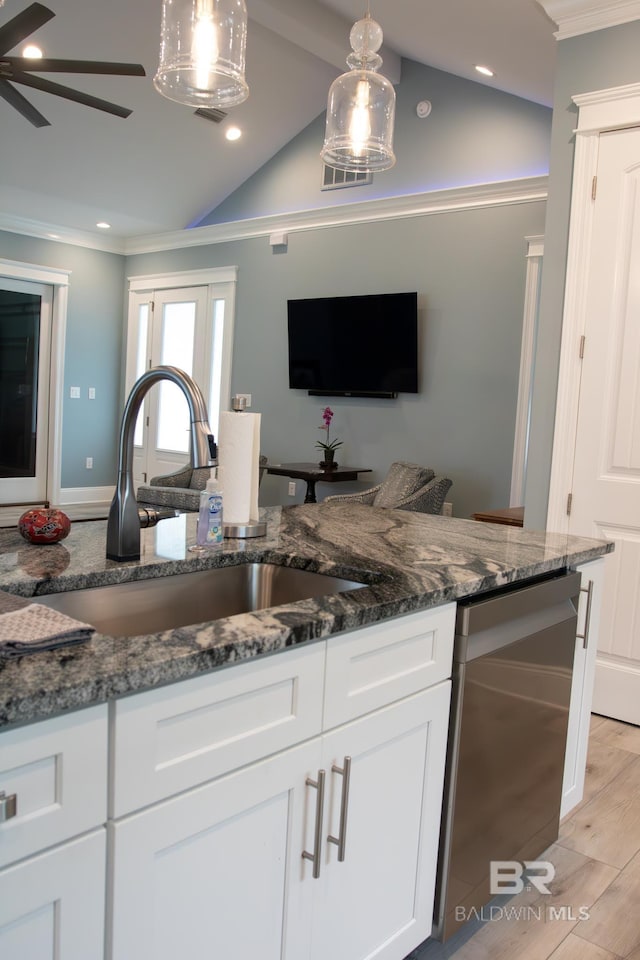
[
  {"x1": 96, "y1": 222, "x2": 111, "y2": 229},
  {"x1": 23, "y1": 44, "x2": 43, "y2": 58},
  {"x1": 475, "y1": 64, "x2": 495, "y2": 78},
  {"x1": 225, "y1": 126, "x2": 242, "y2": 141}
]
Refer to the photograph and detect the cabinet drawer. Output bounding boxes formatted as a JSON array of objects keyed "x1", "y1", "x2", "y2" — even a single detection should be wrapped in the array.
[
  {"x1": 324, "y1": 605, "x2": 455, "y2": 729},
  {"x1": 112, "y1": 642, "x2": 326, "y2": 816},
  {"x1": 0, "y1": 705, "x2": 108, "y2": 868}
]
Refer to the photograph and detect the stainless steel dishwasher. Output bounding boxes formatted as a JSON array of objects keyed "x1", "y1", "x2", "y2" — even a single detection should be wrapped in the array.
[{"x1": 433, "y1": 570, "x2": 581, "y2": 941}]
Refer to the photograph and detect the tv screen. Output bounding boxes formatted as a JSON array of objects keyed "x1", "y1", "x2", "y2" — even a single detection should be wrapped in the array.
[{"x1": 287, "y1": 292, "x2": 419, "y2": 398}]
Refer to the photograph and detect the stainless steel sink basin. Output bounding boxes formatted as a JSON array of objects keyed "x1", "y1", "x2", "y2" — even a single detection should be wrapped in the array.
[{"x1": 33, "y1": 563, "x2": 366, "y2": 638}]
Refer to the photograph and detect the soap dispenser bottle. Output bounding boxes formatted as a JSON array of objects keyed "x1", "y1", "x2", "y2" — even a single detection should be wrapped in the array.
[{"x1": 196, "y1": 469, "x2": 224, "y2": 546}]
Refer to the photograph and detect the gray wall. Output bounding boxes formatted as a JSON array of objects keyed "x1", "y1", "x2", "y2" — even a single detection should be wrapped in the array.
[
  {"x1": 199, "y1": 58, "x2": 551, "y2": 225},
  {"x1": 127, "y1": 198, "x2": 546, "y2": 519},
  {"x1": 525, "y1": 20, "x2": 640, "y2": 528},
  {"x1": 0, "y1": 232, "x2": 125, "y2": 488}
]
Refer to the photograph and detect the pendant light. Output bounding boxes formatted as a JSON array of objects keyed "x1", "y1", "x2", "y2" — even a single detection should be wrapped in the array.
[
  {"x1": 154, "y1": 0, "x2": 249, "y2": 108},
  {"x1": 321, "y1": 8, "x2": 396, "y2": 173}
]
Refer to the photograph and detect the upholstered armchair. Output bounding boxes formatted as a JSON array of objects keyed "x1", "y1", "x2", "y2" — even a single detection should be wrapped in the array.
[
  {"x1": 323, "y1": 461, "x2": 452, "y2": 515},
  {"x1": 137, "y1": 456, "x2": 268, "y2": 512}
]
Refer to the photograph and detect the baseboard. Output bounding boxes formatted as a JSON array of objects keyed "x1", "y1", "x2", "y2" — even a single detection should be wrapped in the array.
[
  {"x1": 0, "y1": 486, "x2": 115, "y2": 525},
  {"x1": 592, "y1": 655, "x2": 640, "y2": 725}
]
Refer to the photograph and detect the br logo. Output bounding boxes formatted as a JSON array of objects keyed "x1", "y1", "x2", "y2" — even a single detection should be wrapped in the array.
[{"x1": 490, "y1": 861, "x2": 556, "y2": 895}]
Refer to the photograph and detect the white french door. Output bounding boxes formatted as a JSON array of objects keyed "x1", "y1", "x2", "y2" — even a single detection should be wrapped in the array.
[
  {"x1": 0, "y1": 278, "x2": 52, "y2": 506},
  {"x1": 126, "y1": 268, "x2": 237, "y2": 489}
]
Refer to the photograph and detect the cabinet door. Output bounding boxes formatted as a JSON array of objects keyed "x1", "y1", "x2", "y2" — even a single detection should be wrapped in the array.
[
  {"x1": 0, "y1": 830, "x2": 105, "y2": 960},
  {"x1": 561, "y1": 558, "x2": 605, "y2": 818},
  {"x1": 110, "y1": 737, "x2": 322, "y2": 960},
  {"x1": 310, "y1": 681, "x2": 451, "y2": 960}
]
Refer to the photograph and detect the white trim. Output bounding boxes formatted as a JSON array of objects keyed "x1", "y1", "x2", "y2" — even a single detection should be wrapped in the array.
[
  {"x1": 127, "y1": 266, "x2": 239, "y2": 291},
  {"x1": 57, "y1": 485, "x2": 114, "y2": 506},
  {"x1": 0, "y1": 258, "x2": 71, "y2": 286},
  {"x1": 573, "y1": 82, "x2": 640, "y2": 129},
  {"x1": 0, "y1": 214, "x2": 126, "y2": 254},
  {"x1": 0, "y1": 178, "x2": 549, "y2": 255},
  {"x1": 546, "y1": 82, "x2": 640, "y2": 534},
  {"x1": 511, "y1": 236, "x2": 544, "y2": 507},
  {"x1": 0, "y1": 257, "x2": 69, "y2": 512},
  {"x1": 539, "y1": 0, "x2": 640, "y2": 39},
  {"x1": 123, "y1": 177, "x2": 549, "y2": 255}
]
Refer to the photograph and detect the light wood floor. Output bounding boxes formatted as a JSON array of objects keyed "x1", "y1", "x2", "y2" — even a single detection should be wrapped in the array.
[{"x1": 409, "y1": 714, "x2": 640, "y2": 960}]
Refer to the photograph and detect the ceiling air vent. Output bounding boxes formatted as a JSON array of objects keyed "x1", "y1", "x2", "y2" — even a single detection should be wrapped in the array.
[
  {"x1": 194, "y1": 108, "x2": 228, "y2": 123},
  {"x1": 321, "y1": 163, "x2": 373, "y2": 191}
]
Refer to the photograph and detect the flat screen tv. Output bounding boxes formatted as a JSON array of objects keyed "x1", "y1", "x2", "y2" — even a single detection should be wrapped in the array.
[{"x1": 287, "y1": 292, "x2": 418, "y2": 398}]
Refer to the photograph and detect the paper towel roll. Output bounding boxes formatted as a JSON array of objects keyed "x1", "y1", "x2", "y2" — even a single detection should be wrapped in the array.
[{"x1": 218, "y1": 411, "x2": 261, "y2": 524}]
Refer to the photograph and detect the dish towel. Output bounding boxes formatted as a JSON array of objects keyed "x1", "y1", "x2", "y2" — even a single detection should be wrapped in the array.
[{"x1": 0, "y1": 601, "x2": 95, "y2": 656}]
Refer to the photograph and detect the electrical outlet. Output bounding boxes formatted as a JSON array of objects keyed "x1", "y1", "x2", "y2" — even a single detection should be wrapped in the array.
[
  {"x1": 288, "y1": 481, "x2": 296, "y2": 496},
  {"x1": 85, "y1": 457, "x2": 93, "y2": 469},
  {"x1": 236, "y1": 393, "x2": 252, "y2": 408},
  {"x1": 442, "y1": 501, "x2": 453, "y2": 517},
  {"x1": 70, "y1": 386, "x2": 80, "y2": 399},
  {"x1": 88, "y1": 387, "x2": 96, "y2": 399}
]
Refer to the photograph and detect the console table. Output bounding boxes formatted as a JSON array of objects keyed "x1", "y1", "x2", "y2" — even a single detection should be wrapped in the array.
[{"x1": 266, "y1": 462, "x2": 372, "y2": 504}]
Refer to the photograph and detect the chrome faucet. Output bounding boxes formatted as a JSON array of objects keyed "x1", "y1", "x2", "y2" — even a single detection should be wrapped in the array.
[{"x1": 106, "y1": 365, "x2": 216, "y2": 562}]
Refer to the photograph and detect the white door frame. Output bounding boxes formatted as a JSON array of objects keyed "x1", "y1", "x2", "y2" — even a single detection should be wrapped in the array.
[
  {"x1": 126, "y1": 265, "x2": 238, "y2": 447},
  {"x1": 547, "y1": 82, "x2": 640, "y2": 533},
  {"x1": 0, "y1": 257, "x2": 70, "y2": 512}
]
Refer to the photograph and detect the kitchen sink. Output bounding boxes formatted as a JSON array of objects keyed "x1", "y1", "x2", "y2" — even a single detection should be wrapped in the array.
[{"x1": 32, "y1": 562, "x2": 366, "y2": 638}]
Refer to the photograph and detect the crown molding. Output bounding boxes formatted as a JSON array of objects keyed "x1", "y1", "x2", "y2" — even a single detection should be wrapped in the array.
[
  {"x1": 123, "y1": 177, "x2": 549, "y2": 256},
  {"x1": 0, "y1": 213, "x2": 126, "y2": 254},
  {"x1": 0, "y1": 177, "x2": 549, "y2": 258},
  {"x1": 539, "y1": 0, "x2": 640, "y2": 39}
]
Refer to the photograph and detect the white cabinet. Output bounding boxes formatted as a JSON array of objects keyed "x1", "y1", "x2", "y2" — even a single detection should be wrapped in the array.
[
  {"x1": 311, "y1": 683, "x2": 450, "y2": 960},
  {"x1": 110, "y1": 605, "x2": 455, "y2": 960},
  {"x1": 0, "y1": 831, "x2": 106, "y2": 960},
  {"x1": 561, "y1": 558, "x2": 605, "y2": 818},
  {"x1": 110, "y1": 737, "x2": 319, "y2": 960},
  {"x1": 0, "y1": 706, "x2": 108, "y2": 960}
]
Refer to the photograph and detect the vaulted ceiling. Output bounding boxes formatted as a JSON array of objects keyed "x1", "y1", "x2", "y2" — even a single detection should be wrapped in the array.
[{"x1": 0, "y1": 0, "x2": 557, "y2": 241}]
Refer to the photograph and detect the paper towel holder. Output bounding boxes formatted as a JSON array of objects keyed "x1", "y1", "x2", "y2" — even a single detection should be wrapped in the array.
[{"x1": 222, "y1": 395, "x2": 267, "y2": 539}]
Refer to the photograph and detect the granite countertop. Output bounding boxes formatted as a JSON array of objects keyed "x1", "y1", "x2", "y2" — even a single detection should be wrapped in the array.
[{"x1": 0, "y1": 504, "x2": 612, "y2": 730}]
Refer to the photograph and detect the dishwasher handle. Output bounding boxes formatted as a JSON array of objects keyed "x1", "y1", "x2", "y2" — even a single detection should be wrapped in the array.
[{"x1": 455, "y1": 572, "x2": 581, "y2": 637}]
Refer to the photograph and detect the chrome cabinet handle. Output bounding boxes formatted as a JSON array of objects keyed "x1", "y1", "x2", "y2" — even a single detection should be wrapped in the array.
[
  {"x1": 302, "y1": 769, "x2": 326, "y2": 879},
  {"x1": 0, "y1": 791, "x2": 17, "y2": 823},
  {"x1": 327, "y1": 756, "x2": 352, "y2": 862},
  {"x1": 577, "y1": 580, "x2": 594, "y2": 649}
]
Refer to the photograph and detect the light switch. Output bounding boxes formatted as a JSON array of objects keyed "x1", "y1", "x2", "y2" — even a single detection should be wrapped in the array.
[{"x1": 70, "y1": 386, "x2": 80, "y2": 399}]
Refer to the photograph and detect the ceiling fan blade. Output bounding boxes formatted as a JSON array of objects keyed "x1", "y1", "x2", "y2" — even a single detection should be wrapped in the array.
[
  {"x1": 12, "y1": 71, "x2": 133, "y2": 118},
  {"x1": 8, "y1": 57, "x2": 146, "y2": 76},
  {"x1": 0, "y1": 77, "x2": 49, "y2": 126},
  {"x1": 0, "y1": 3, "x2": 55, "y2": 57}
]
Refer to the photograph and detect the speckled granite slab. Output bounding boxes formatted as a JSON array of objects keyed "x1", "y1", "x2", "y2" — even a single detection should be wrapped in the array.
[{"x1": 0, "y1": 505, "x2": 612, "y2": 730}]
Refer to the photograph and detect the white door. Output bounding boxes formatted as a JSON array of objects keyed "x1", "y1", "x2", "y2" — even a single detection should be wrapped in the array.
[
  {"x1": 110, "y1": 738, "x2": 319, "y2": 960},
  {"x1": 0, "y1": 831, "x2": 105, "y2": 960},
  {"x1": 0, "y1": 279, "x2": 52, "y2": 506},
  {"x1": 311, "y1": 683, "x2": 450, "y2": 960},
  {"x1": 129, "y1": 287, "x2": 209, "y2": 486},
  {"x1": 568, "y1": 127, "x2": 640, "y2": 724}
]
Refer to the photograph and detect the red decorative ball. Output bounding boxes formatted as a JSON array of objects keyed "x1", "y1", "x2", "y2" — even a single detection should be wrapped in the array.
[{"x1": 18, "y1": 508, "x2": 71, "y2": 544}]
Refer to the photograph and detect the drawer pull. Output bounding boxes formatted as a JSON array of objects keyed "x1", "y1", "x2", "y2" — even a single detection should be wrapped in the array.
[
  {"x1": 0, "y1": 791, "x2": 17, "y2": 823},
  {"x1": 327, "y1": 756, "x2": 351, "y2": 862},
  {"x1": 302, "y1": 769, "x2": 325, "y2": 879},
  {"x1": 577, "y1": 580, "x2": 594, "y2": 649}
]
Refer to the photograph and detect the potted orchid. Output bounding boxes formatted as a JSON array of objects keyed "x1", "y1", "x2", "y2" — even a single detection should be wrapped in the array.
[{"x1": 316, "y1": 406, "x2": 343, "y2": 470}]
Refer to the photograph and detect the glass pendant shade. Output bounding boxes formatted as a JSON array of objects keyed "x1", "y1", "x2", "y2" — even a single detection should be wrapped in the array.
[
  {"x1": 154, "y1": 0, "x2": 249, "y2": 108},
  {"x1": 321, "y1": 15, "x2": 396, "y2": 173}
]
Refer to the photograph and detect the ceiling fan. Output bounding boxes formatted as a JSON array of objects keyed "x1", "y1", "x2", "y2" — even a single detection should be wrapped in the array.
[{"x1": 0, "y1": 2, "x2": 146, "y2": 127}]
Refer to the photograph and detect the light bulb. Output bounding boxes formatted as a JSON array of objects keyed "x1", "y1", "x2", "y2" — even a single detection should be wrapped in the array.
[
  {"x1": 349, "y1": 79, "x2": 371, "y2": 157},
  {"x1": 193, "y1": 0, "x2": 218, "y2": 91}
]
